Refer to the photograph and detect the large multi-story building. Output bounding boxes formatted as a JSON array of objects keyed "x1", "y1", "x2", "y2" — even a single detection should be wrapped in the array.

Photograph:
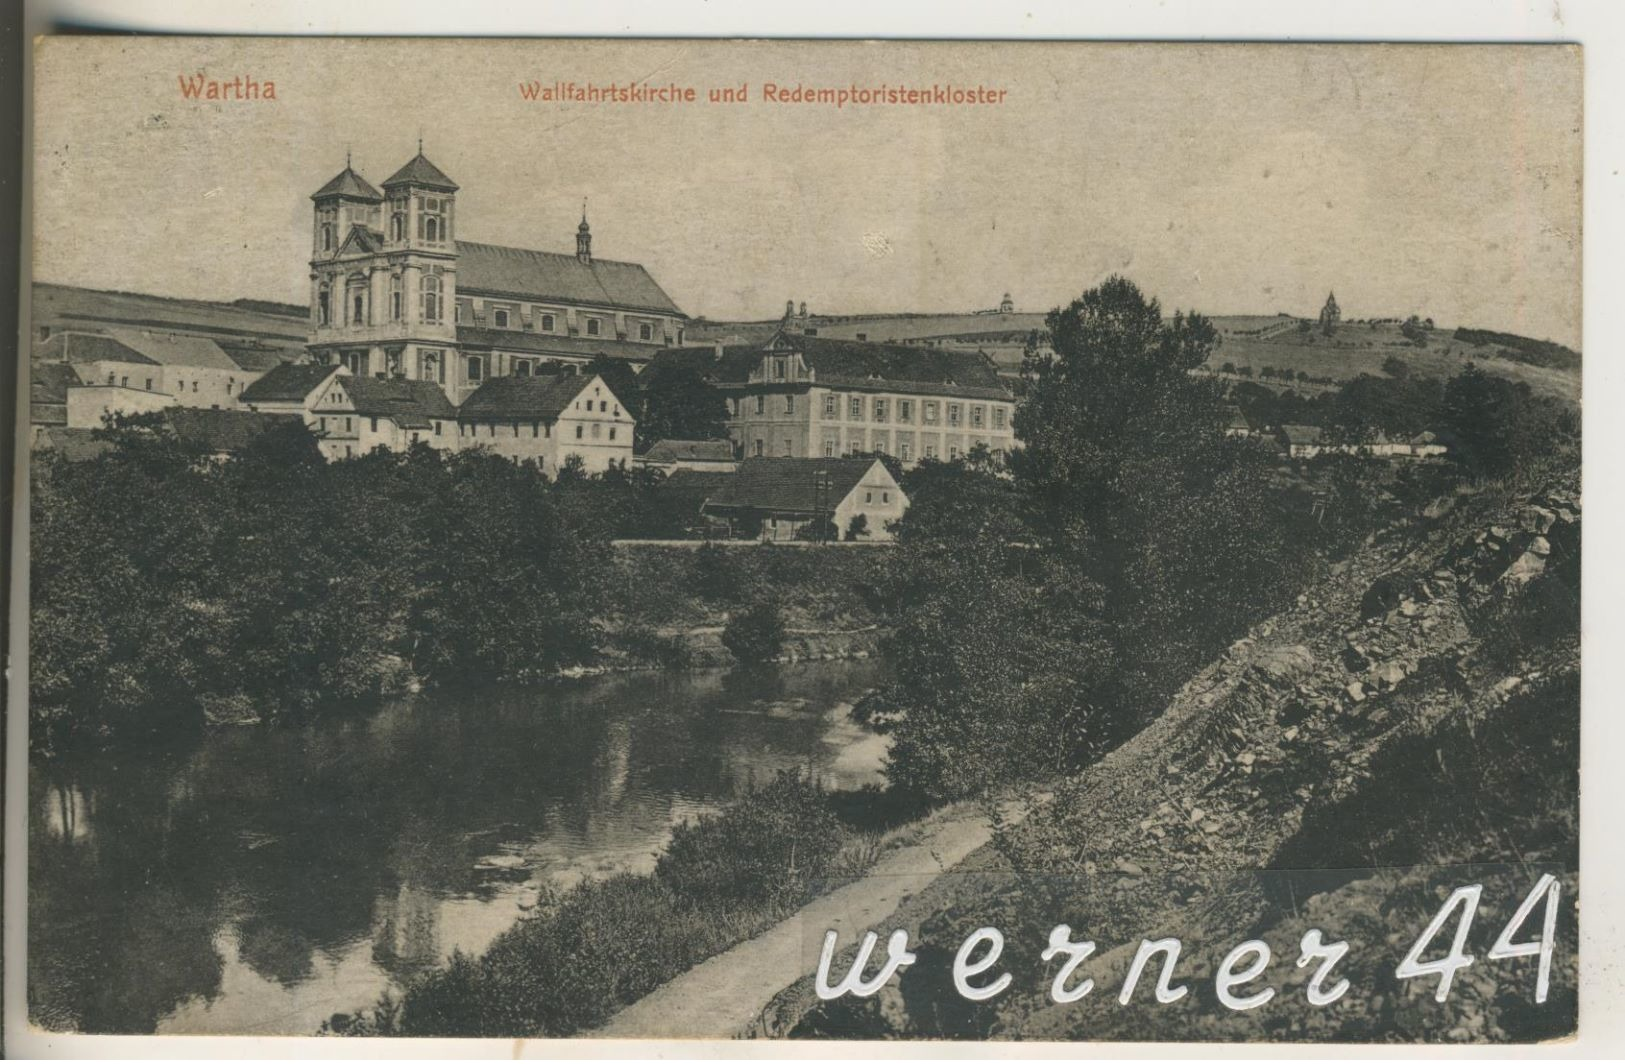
[
  {"x1": 689, "y1": 307, "x2": 1018, "y2": 466},
  {"x1": 306, "y1": 148, "x2": 687, "y2": 403}
]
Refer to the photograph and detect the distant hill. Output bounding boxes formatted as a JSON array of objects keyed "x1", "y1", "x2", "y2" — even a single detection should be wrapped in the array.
[{"x1": 687, "y1": 310, "x2": 1580, "y2": 403}]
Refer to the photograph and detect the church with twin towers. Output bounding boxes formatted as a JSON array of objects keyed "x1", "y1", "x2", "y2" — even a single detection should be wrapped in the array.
[{"x1": 307, "y1": 144, "x2": 690, "y2": 403}]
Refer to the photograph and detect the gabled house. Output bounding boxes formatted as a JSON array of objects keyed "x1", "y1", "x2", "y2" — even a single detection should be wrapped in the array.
[
  {"x1": 1278, "y1": 424, "x2": 1325, "y2": 459},
  {"x1": 308, "y1": 372, "x2": 459, "y2": 460},
  {"x1": 456, "y1": 373, "x2": 634, "y2": 474},
  {"x1": 237, "y1": 361, "x2": 348, "y2": 419},
  {"x1": 701, "y1": 457, "x2": 907, "y2": 542}
]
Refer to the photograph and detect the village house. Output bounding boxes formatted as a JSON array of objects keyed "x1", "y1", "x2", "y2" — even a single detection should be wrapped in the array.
[
  {"x1": 305, "y1": 149, "x2": 686, "y2": 404},
  {"x1": 701, "y1": 457, "x2": 908, "y2": 542},
  {"x1": 634, "y1": 439, "x2": 738, "y2": 473},
  {"x1": 455, "y1": 373, "x2": 635, "y2": 474},
  {"x1": 305, "y1": 371, "x2": 460, "y2": 461},
  {"x1": 1278, "y1": 423, "x2": 1325, "y2": 459},
  {"x1": 237, "y1": 361, "x2": 349, "y2": 421}
]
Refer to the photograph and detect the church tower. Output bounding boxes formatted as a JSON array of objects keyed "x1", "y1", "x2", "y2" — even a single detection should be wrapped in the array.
[
  {"x1": 309, "y1": 154, "x2": 382, "y2": 352},
  {"x1": 576, "y1": 205, "x2": 593, "y2": 264},
  {"x1": 377, "y1": 144, "x2": 461, "y2": 397},
  {"x1": 1318, "y1": 290, "x2": 1341, "y2": 334}
]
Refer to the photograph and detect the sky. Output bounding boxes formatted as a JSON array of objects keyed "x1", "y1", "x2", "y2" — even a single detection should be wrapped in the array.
[{"x1": 32, "y1": 39, "x2": 1582, "y2": 346}]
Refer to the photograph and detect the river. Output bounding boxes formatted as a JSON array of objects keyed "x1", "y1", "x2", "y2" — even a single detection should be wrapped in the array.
[{"x1": 27, "y1": 659, "x2": 890, "y2": 1035}]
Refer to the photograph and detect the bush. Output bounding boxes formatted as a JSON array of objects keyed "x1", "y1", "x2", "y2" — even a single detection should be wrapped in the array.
[
  {"x1": 657, "y1": 770, "x2": 847, "y2": 907},
  {"x1": 722, "y1": 601, "x2": 786, "y2": 665},
  {"x1": 339, "y1": 771, "x2": 870, "y2": 1038},
  {"x1": 845, "y1": 513, "x2": 870, "y2": 541}
]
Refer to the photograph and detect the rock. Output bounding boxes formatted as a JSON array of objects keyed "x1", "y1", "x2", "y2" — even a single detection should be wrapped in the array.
[
  {"x1": 1399, "y1": 599, "x2": 1420, "y2": 617},
  {"x1": 1520, "y1": 505, "x2": 1557, "y2": 534},
  {"x1": 1346, "y1": 681, "x2": 1367, "y2": 703},
  {"x1": 1114, "y1": 858, "x2": 1145, "y2": 876},
  {"x1": 1236, "y1": 751, "x2": 1256, "y2": 766},
  {"x1": 1201, "y1": 820, "x2": 1222, "y2": 834},
  {"x1": 1528, "y1": 535, "x2": 1552, "y2": 556},
  {"x1": 1370, "y1": 661, "x2": 1407, "y2": 688},
  {"x1": 1501, "y1": 550, "x2": 1548, "y2": 586},
  {"x1": 1189, "y1": 808, "x2": 1206, "y2": 825},
  {"x1": 1282, "y1": 726, "x2": 1300, "y2": 742},
  {"x1": 1252, "y1": 644, "x2": 1316, "y2": 684}
]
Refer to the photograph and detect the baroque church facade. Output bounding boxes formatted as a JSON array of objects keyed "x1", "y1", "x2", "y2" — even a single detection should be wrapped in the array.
[{"x1": 307, "y1": 147, "x2": 688, "y2": 403}]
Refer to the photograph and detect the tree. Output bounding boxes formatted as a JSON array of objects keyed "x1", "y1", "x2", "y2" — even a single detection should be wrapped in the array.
[
  {"x1": 844, "y1": 513, "x2": 869, "y2": 541},
  {"x1": 1382, "y1": 355, "x2": 1411, "y2": 378},
  {"x1": 585, "y1": 354, "x2": 639, "y2": 410},
  {"x1": 795, "y1": 515, "x2": 838, "y2": 542},
  {"x1": 862, "y1": 276, "x2": 1320, "y2": 796},
  {"x1": 722, "y1": 601, "x2": 786, "y2": 666},
  {"x1": 634, "y1": 361, "x2": 731, "y2": 451}
]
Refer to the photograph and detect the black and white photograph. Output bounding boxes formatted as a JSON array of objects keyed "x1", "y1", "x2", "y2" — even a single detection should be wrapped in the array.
[{"x1": 10, "y1": 30, "x2": 1593, "y2": 1049}]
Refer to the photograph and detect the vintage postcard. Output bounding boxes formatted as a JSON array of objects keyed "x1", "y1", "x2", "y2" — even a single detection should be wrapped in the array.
[{"x1": 16, "y1": 37, "x2": 1581, "y2": 1046}]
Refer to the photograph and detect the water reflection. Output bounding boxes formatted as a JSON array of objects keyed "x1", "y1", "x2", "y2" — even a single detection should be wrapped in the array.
[{"x1": 29, "y1": 660, "x2": 888, "y2": 1035}]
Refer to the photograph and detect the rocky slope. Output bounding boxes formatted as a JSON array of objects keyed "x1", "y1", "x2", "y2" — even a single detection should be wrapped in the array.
[{"x1": 758, "y1": 474, "x2": 1580, "y2": 1043}]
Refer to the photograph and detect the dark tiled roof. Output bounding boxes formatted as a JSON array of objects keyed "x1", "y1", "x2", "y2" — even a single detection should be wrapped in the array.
[
  {"x1": 342, "y1": 375, "x2": 459, "y2": 423},
  {"x1": 312, "y1": 165, "x2": 383, "y2": 201},
  {"x1": 644, "y1": 344, "x2": 762, "y2": 385},
  {"x1": 772, "y1": 333, "x2": 1011, "y2": 400},
  {"x1": 705, "y1": 458, "x2": 884, "y2": 515},
  {"x1": 456, "y1": 241, "x2": 684, "y2": 317},
  {"x1": 32, "y1": 361, "x2": 83, "y2": 404},
  {"x1": 382, "y1": 152, "x2": 459, "y2": 191},
  {"x1": 215, "y1": 340, "x2": 307, "y2": 373},
  {"x1": 455, "y1": 325, "x2": 656, "y2": 363},
  {"x1": 655, "y1": 469, "x2": 736, "y2": 515},
  {"x1": 1280, "y1": 424, "x2": 1324, "y2": 445},
  {"x1": 165, "y1": 408, "x2": 308, "y2": 453},
  {"x1": 238, "y1": 362, "x2": 341, "y2": 403},
  {"x1": 36, "y1": 427, "x2": 112, "y2": 460},
  {"x1": 457, "y1": 375, "x2": 587, "y2": 422},
  {"x1": 46, "y1": 332, "x2": 157, "y2": 366},
  {"x1": 642, "y1": 439, "x2": 735, "y2": 463}
]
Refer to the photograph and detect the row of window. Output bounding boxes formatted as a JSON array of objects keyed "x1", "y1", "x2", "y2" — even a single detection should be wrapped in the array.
[
  {"x1": 477, "y1": 304, "x2": 659, "y2": 342},
  {"x1": 104, "y1": 372, "x2": 237, "y2": 396},
  {"x1": 459, "y1": 421, "x2": 620, "y2": 442},
  {"x1": 742, "y1": 392, "x2": 1007, "y2": 430}
]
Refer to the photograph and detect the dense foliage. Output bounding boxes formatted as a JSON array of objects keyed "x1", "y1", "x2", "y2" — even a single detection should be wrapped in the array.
[
  {"x1": 335, "y1": 771, "x2": 868, "y2": 1037},
  {"x1": 862, "y1": 278, "x2": 1543, "y2": 798}
]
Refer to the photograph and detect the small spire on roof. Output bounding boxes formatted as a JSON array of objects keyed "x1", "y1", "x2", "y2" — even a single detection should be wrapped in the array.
[
  {"x1": 345, "y1": 146, "x2": 351, "y2": 168},
  {"x1": 418, "y1": 132, "x2": 424, "y2": 155}
]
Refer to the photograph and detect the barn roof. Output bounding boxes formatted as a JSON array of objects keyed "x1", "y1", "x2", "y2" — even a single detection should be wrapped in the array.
[{"x1": 705, "y1": 458, "x2": 888, "y2": 515}]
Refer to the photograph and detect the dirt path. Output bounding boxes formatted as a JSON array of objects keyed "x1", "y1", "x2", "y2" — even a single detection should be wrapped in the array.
[{"x1": 588, "y1": 803, "x2": 1002, "y2": 1040}]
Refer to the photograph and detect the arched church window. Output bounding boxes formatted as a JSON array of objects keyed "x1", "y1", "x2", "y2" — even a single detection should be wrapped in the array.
[
  {"x1": 420, "y1": 269, "x2": 443, "y2": 323},
  {"x1": 390, "y1": 275, "x2": 403, "y2": 322},
  {"x1": 317, "y1": 282, "x2": 331, "y2": 326},
  {"x1": 320, "y1": 222, "x2": 334, "y2": 251},
  {"x1": 346, "y1": 274, "x2": 368, "y2": 326},
  {"x1": 466, "y1": 354, "x2": 484, "y2": 382},
  {"x1": 391, "y1": 211, "x2": 406, "y2": 242},
  {"x1": 424, "y1": 216, "x2": 440, "y2": 243}
]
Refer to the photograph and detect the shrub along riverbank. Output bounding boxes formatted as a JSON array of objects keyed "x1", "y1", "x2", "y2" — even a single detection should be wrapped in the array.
[
  {"x1": 28, "y1": 418, "x2": 891, "y2": 756},
  {"x1": 325, "y1": 771, "x2": 930, "y2": 1037}
]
